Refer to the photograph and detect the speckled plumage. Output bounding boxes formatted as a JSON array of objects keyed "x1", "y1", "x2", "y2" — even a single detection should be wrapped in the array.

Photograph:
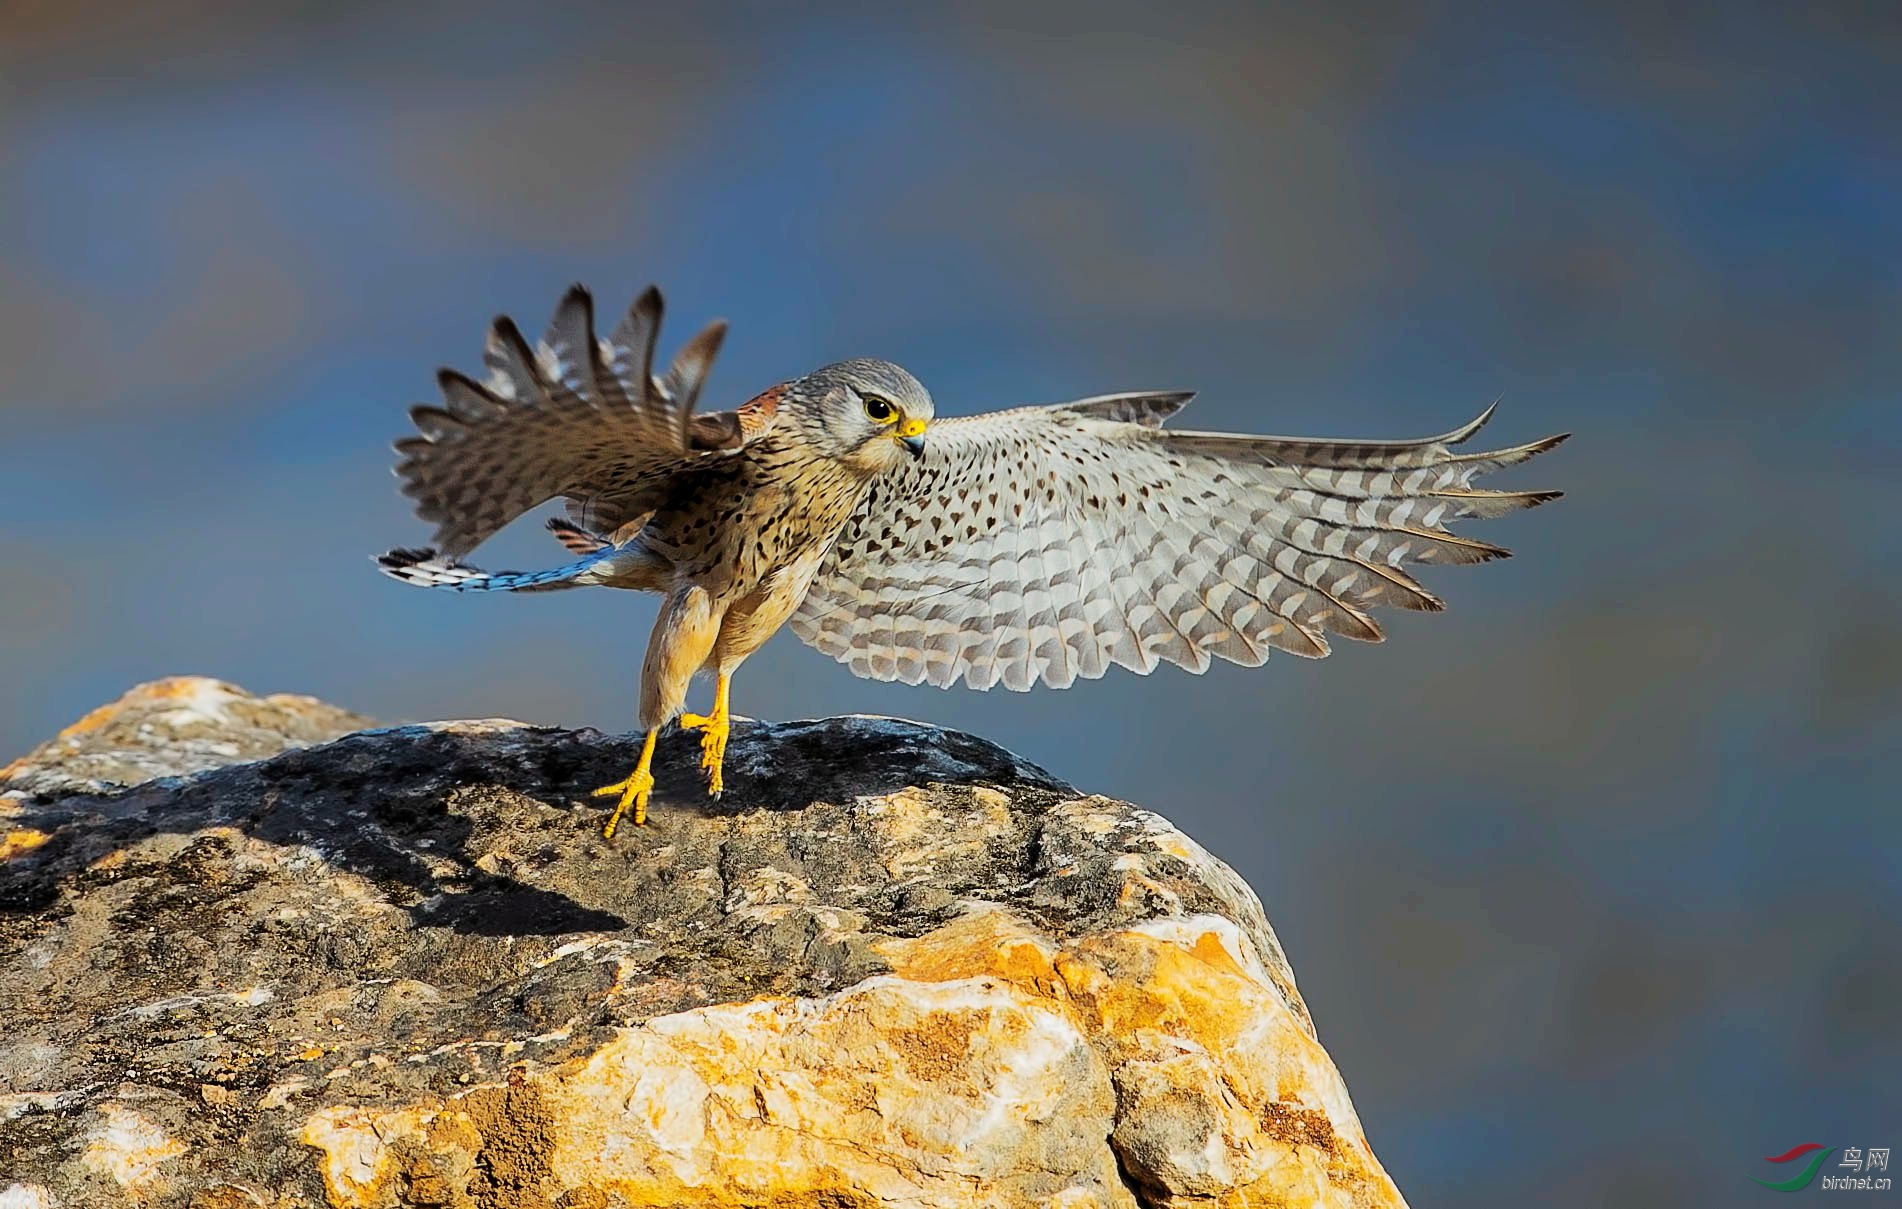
[
  {"x1": 793, "y1": 394, "x2": 1569, "y2": 690},
  {"x1": 377, "y1": 283, "x2": 1566, "y2": 822},
  {"x1": 378, "y1": 286, "x2": 937, "y2": 750}
]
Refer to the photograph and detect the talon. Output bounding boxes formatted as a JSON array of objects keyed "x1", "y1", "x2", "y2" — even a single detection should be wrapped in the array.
[
  {"x1": 592, "y1": 772, "x2": 653, "y2": 836},
  {"x1": 680, "y1": 675, "x2": 731, "y2": 798},
  {"x1": 593, "y1": 729, "x2": 659, "y2": 836},
  {"x1": 684, "y1": 713, "x2": 728, "y2": 795},
  {"x1": 701, "y1": 722, "x2": 727, "y2": 797}
]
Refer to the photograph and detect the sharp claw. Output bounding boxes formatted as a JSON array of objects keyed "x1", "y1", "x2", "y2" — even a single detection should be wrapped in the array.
[
  {"x1": 680, "y1": 682, "x2": 732, "y2": 800},
  {"x1": 593, "y1": 730, "x2": 661, "y2": 836},
  {"x1": 594, "y1": 771, "x2": 655, "y2": 836},
  {"x1": 679, "y1": 714, "x2": 729, "y2": 797}
]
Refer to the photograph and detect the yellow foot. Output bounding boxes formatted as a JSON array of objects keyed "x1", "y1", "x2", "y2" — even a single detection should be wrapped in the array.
[
  {"x1": 679, "y1": 672, "x2": 732, "y2": 797},
  {"x1": 592, "y1": 770, "x2": 652, "y2": 837},
  {"x1": 678, "y1": 710, "x2": 729, "y2": 797},
  {"x1": 592, "y1": 728, "x2": 659, "y2": 837}
]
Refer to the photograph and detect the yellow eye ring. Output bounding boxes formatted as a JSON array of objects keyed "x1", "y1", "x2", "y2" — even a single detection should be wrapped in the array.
[{"x1": 862, "y1": 395, "x2": 897, "y2": 424}]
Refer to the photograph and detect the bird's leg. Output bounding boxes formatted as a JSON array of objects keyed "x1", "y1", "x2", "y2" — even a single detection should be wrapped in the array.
[
  {"x1": 593, "y1": 727, "x2": 658, "y2": 837},
  {"x1": 594, "y1": 585, "x2": 715, "y2": 830},
  {"x1": 678, "y1": 673, "x2": 731, "y2": 797}
]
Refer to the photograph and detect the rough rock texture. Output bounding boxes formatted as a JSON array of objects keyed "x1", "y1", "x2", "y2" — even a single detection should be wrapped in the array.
[{"x1": 0, "y1": 677, "x2": 1405, "y2": 1209}]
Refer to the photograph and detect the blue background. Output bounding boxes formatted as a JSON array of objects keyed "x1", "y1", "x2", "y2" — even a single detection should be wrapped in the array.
[{"x1": 2, "y1": 4, "x2": 1896, "y2": 1203}]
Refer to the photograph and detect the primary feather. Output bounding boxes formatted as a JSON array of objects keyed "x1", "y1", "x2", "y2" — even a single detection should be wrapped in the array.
[{"x1": 392, "y1": 285, "x2": 757, "y2": 556}]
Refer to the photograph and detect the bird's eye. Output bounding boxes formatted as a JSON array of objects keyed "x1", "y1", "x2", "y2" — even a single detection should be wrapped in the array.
[{"x1": 862, "y1": 395, "x2": 897, "y2": 424}]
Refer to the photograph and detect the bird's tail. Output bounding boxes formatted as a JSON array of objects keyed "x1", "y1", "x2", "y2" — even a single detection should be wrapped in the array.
[{"x1": 375, "y1": 545, "x2": 611, "y2": 592}]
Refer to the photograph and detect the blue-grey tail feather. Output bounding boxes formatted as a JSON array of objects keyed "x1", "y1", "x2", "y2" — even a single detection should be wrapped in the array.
[{"x1": 375, "y1": 545, "x2": 611, "y2": 593}]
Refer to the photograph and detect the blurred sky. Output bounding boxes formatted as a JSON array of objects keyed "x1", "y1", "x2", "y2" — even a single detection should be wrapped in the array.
[{"x1": 2, "y1": 3, "x2": 1898, "y2": 1205}]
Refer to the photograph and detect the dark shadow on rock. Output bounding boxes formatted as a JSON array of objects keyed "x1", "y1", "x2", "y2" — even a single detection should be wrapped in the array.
[
  {"x1": 1, "y1": 716, "x2": 1069, "y2": 940},
  {"x1": 638, "y1": 714, "x2": 1069, "y2": 818},
  {"x1": 412, "y1": 879, "x2": 630, "y2": 935}
]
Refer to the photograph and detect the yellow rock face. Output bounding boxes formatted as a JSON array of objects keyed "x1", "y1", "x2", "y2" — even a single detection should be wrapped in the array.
[{"x1": 301, "y1": 899, "x2": 1402, "y2": 1209}]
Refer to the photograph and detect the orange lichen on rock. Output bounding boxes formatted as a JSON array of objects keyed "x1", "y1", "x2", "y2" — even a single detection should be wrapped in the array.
[
  {"x1": 296, "y1": 974, "x2": 1129, "y2": 1209},
  {"x1": 26, "y1": 677, "x2": 223, "y2": 752},
  {"x1": 0, "y1": 828, "x2": 50, "y2": 860},
  {"x1": 293, "y1": 908, "x2": 1400, "y2": 1209},
  {"x1": 880, "y1": 908, "x2": 1401, "y2": 1208},
  {"x1": 537, "y1": 974, "x2": 1124, "y2": 1207}
]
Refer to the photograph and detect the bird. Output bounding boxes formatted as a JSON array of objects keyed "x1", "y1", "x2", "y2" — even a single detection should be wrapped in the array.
[{"x1": 377, "y1": 284, "x2": 1567, "y2": 836}]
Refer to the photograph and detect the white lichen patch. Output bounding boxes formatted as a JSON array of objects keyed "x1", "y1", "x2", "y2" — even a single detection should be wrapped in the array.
[
  {"x1": 81, "y1": 1104, "x2": 186, "y2": 1193},
  {"x1": 725, "y1": 866, "x2": 815, "y2": 910},
  {"x1": 119, "y1": 985, "x2": 275, "y2": 1019},
  {"x1": 301, "y1": 1104, "x2": 459, "y2": 1205},
  {"x1": 148, "y1": 676, "x2": 244, "y2": 727},
  {"x1": 257, "y1": 1079, "x2": 311, "y2": 1110},
  {"x1": 1125, "y1": 914, "x2": 1274, "y2": 988},
  {"x1": 302, "y1": 1106, "x2": 393, "y2": 1203}
]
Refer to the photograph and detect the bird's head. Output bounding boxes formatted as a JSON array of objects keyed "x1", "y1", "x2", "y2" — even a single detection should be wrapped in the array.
[{"x1": 791, "y1": 358, "x2": 934, "y2": 474}]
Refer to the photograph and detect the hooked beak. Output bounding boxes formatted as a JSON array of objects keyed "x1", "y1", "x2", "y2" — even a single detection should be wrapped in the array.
[{"x1": 897, "y1": 416, "x2": 927, "y2": 460}]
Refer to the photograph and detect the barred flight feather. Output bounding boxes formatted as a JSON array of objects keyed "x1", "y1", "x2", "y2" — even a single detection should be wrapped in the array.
[{"x1": 392, "y1": 285, "x2": 759, "y2": 556}]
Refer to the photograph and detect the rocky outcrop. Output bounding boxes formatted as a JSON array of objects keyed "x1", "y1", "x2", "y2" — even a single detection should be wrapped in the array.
[{"x1": 0, "y1": 677, "x2": 1405, "y2": 1208}]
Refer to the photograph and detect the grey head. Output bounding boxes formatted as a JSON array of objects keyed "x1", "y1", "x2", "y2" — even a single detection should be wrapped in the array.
[{"x1": 784, "y1": 357, "x2": 935, "y2": 474}]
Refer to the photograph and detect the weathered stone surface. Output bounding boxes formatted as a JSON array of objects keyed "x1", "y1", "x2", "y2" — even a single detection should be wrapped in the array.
[
  {"x1": 0, "y1": 677, "x2": 1405, "y2": 1208},
  {"x1": 0, "y1": 677, "x2": 370, "y2": 801}
]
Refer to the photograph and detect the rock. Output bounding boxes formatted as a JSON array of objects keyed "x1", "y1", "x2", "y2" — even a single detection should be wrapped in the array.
[
  {"x1": 0, "y1": 677, "x2": 371, "y2": 800},
  {"x1": 0, "y1": 677, "x2": 1405, "y2": 1209}
]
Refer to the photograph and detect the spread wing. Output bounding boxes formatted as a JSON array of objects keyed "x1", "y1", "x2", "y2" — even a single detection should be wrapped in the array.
[
  {"x1": 393, "y1": 285, "x2": 779, "y2": 555},
  {"x1": 790, "y1": 392, "x2": 1567, "y2": 690}
]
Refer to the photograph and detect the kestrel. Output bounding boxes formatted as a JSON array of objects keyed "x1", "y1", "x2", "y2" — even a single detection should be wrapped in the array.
[{"x1": 378, "y1": 285, "x2": 1566, "y2": 834}]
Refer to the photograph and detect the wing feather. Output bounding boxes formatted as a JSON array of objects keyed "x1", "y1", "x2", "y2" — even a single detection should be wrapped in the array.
[
  {"x1": 791, "y1": 393, "x2": 1566, "y2": 690},
  {"x1": 392, "y1": 285, "x2": 773, "y2": 555}
]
